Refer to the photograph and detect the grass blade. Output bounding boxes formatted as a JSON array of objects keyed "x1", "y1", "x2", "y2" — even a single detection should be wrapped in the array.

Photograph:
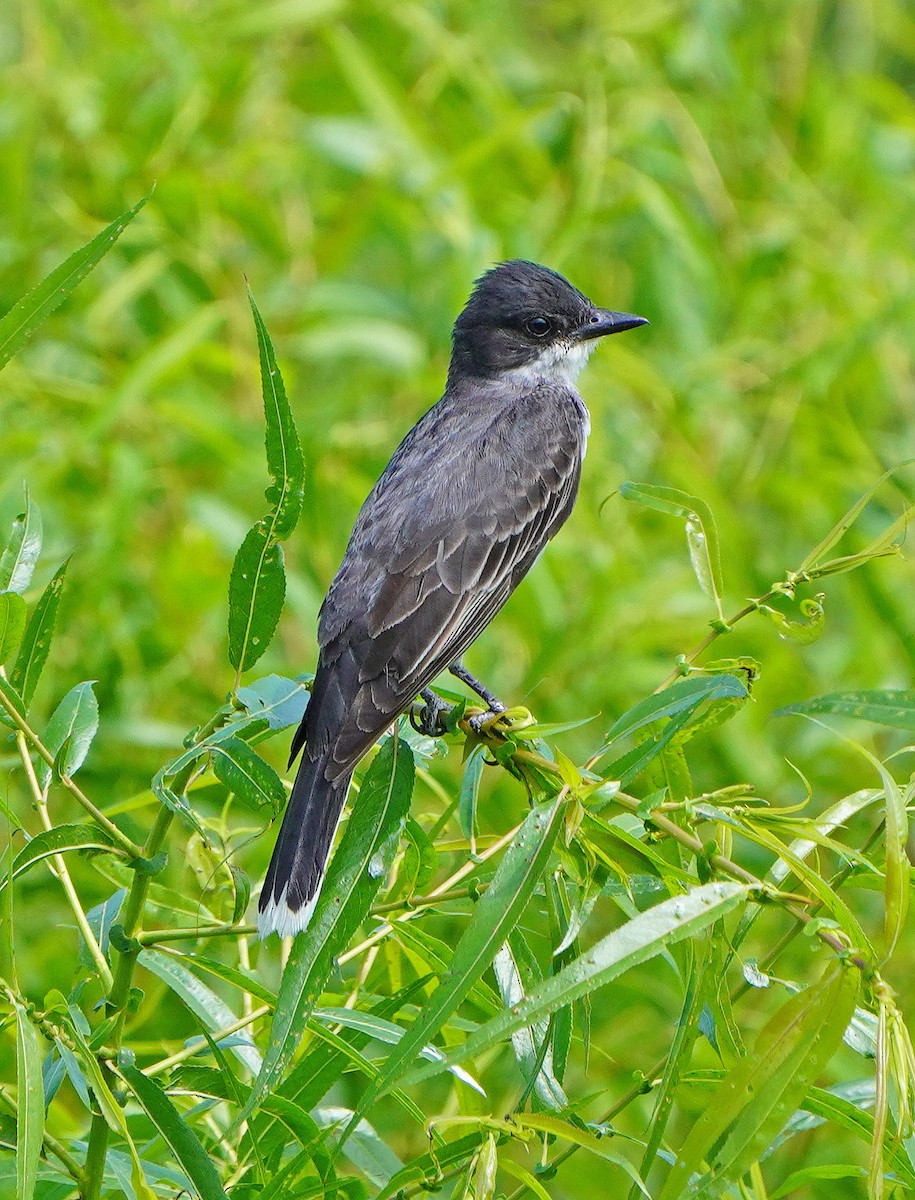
[{"x1": 0, "y1": 194, "x2": 149, "y2": 370}]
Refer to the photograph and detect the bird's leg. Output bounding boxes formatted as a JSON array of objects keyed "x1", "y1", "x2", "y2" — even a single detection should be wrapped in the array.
[
  {"x1": 449, "y1": 660, "x2": 506, "y2": 732},
  {"x1": 411, "y1": 688, "x2": 453, "y2": 737}
]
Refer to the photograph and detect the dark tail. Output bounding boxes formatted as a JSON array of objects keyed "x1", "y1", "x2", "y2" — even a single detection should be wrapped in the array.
[{"x1": 257, "y1": 752, "x2": 352, "y2": 938}]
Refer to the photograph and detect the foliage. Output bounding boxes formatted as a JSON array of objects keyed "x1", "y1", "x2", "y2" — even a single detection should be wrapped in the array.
[{"x1": 3, "y1": 3, "x2": 915, "y2": 1198}]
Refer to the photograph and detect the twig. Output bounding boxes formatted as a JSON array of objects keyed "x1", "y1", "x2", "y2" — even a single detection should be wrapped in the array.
[
  {"x1": 0, "y1": 687, "x2": 141, "y2": 858},
  {"x1": 14, "y1": 731, "x2": 113, "y2": 990}
]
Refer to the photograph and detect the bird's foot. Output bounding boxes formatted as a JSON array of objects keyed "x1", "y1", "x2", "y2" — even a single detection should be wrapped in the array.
[
  {"x1": 467, "y1": 700, "x2": 507, "y2": 735},
  {"x1": 410, "y1": 689, "x2": 454, "y2": 737}
]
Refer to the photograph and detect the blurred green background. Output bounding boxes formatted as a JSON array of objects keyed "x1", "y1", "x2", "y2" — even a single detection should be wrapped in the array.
[{"x1": 3, "y1": 0, "x2": 915, "y2": 1191}]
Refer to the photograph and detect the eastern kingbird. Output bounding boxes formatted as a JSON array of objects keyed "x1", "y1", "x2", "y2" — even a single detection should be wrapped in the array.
[{"x1": 258, "y1": 260, "x2": 648, "y2": 938}]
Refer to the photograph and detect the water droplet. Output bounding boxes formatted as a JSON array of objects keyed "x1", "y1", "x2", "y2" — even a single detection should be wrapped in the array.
[{"x1": 368, "y1": 852, "x2": 385, "y2": 878}]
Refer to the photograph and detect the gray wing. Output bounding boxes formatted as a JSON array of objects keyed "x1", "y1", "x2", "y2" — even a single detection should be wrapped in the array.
[{"x1": 297, "y1": 384, "x2": 586, "y2": 775}]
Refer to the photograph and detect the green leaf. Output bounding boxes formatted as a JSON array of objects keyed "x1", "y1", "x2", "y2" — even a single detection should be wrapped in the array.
[
  {"x1": 14, "y1": 1003, "x2": 43, "y2": 1200},
  {"x1": 0, "y1": 490, "x2": 42, "y2": 595},
  {"x1": 776, "y1": 689, "x2": 915, "y2": 731},
  {"x1": 0, "y1": 194, "x2": 149, "y2": 370},
  {"x1": 386, "y1": 922, "x2": 503, "y2": 1016},
  {"x1": 0, "y1": 592, "x2": 26, "y2": 664},
  {"x1": 404, "y1": 882, "x2": 747, "y2": 1085},
  {"x1": 250, "y1": 736, "x2": 415, "y2": 1110},
  {"x1": 150, "y1": 765, "x2": 210, "y2": 840},
  {"x1": 210, "y1": 735, "x2": 286, "y2": 815},
  {"x1": 227, "y1": 295, "x2": 305, "y2": 676},
  {"x1": 0, "y1": 824, "x2": 122, "y2": 893},
  {"x1": 658, "y1": 965, "x2": 859, "y2": 1198},
  {"x1": 235, "y1": 674, "x2": 310, "y2": 731},
  {"x1": 0, "y1": 673, "x2": 26, "y2": 730},
  {"x1": 120, "y1": 1065, "x2": 229, "y2": 1200},
  {"x1": 458, "y1": 742, "x2": 486, "y2": 849},
  {"x1": 137, "y1": 949, "x2": 262, "y2": 1075},
  {"x1": 352, "y1": 794, "x2": 568, "y2": 1117},
  {"x1": 312, "y1": 1006, "x2": 484, "y2": 1094},
  {"x1": 620, "y1": 481, "x2": 724, "y2": 618},
  {"x1": 227, "y1": 526, "x2": 286, "y2": 675},
  {"x1": 39, "y1": 681, "x2": 99, "y2": 787},
  {"x1": 516, "y1": 1114, "x2": 649, "y2": 1195},
  {"x1": 248, "y1": 290, "x2": 305, "y2": 540},
  {"x1": 10, "y1": 559, "x2": 68, "y2": 708},
  {"x1": 603, "y1": 675, "x2": 748, "y2": 747},
  {"x1": 799, "y1": 461, "x2": 914, "y2": 571},
  {"x1": 165, "y1": 949, "x2": 276, "y2": 1007},
  {"x1": 493, "y1": 937, "x2": 568, "y2": 1110}
]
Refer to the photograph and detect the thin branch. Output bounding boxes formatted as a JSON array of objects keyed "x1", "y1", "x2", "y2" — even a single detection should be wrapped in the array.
[
  {"x1": 15, "y1": 731, "x2": 113, "y2": 990},
  {"x1": 0, "y1": 687, "x2": 141, "y2": 858}
]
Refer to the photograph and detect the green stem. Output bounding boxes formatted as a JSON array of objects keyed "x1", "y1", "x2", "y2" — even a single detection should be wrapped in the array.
[{"x1": 81, "y1": 804, "x2": 174, "y2": 1200}]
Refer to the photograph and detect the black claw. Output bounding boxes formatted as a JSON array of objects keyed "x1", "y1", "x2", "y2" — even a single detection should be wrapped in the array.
[{"x1": 411, "y1": 689, "x2": 453, "y2": 737}]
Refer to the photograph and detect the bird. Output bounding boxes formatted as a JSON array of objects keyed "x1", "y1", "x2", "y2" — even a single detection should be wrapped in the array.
[{"x1": 258, "y1": 260, "x2": 648, "y2": 938}]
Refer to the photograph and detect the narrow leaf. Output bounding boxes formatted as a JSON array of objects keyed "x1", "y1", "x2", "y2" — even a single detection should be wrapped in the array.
[
  {"x1": 0, "y1": 490, "x2": 42, "y2": 595},
  {"x1": 620, "y1": 481, "x2": 724, "y2": 617},
  {"x1": 0, "y1": 824, "x2": 121, "y2": 892},
  {"x1": 0, "y1": 672, "x2": 26, "y2": 729},
  {"x1": 248, "y1": 290, "x2": 305, "y2": 539},
  {"x1": 659, "y1": 965, "x2": 858, "y2": 1198},
  {"x1": 776, "y1": 689, "x2": 915, "y2": 732},
  {"x1": 403, "y1": 881, "x2": 747, "y2": 1084},
  {"x1": 14, "y1": 1003, "x2": 43, "y2": 1200},
  {"x1": 11, "y1": 559, "x2": 68, "y2": 707},
  {"x1": 0, "y1": 194, "x2": 149, "y2": 370},
  {"x1": 602, "y1": 675, "x2": 748, "y2": 748},
  {"x1": 137, "y1": 949, "x2": 262, "y2": 1076},
  {"x1": 39, "y1": 681, "x2": 99, "y2": 787},
  {"x1": 121, "y1": 1065, "x2": 229, "y2": 1200},
  {"x1": 235, "y1": 674, "x2": 310, "y2": 731},
  {"x1": 250, "y1": 736, "x2": 414, "y2": 1109},
  {"x1": 0, "y1": 592, "x2": 26, "y2": 663},
  {"x1": 210, "y1": 735, "x2": 286, "y2": 815},
  {"x1": 227, "y1": 526, "x2": 286, "y2": 674},
  {"x1": 517, "y1": 1113, "x2": 649, "y2": 1194},
  {"x1": 353, "y1": 795, "x2": 568, "y2": 1112}
]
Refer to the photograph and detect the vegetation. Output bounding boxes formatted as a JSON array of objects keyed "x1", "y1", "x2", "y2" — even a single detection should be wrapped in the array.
[{"x1": 2, "y1": 2, "x2": 915, "y2": 1197}]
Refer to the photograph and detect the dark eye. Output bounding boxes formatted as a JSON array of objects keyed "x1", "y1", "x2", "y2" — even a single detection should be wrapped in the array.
[{"x1": 525, "y1": 316, "x2": 551, "y2": 338}]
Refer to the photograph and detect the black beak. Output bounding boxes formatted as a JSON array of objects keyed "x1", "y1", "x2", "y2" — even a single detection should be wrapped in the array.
[{"x1": 575, "y1": 308, "x2": 650, "y2": 341}]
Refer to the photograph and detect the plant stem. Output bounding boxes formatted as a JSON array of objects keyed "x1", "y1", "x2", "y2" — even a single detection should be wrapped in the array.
[
  {"x1": 81, "y1": 804, "x2": 174, "y2": 1200},
  {"x1": 0, "y1": 1084, "x2": 84, "y2": 1183},
  {"x1": 0, "y1": 687, "x2": 141, "y2": 858},
  {"x1": 15, "y1": 732, "x2": 113, "y2": 990}
]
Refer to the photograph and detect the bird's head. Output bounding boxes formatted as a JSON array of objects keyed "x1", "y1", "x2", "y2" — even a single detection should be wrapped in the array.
[{"x1": 449, "y1": 260, "x2": 648, "y2": 387}]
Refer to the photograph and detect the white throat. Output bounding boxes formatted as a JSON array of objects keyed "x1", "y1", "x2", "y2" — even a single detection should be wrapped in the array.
[{"x1": 503, "y1": 339, "x2": 596, "y2": 387}]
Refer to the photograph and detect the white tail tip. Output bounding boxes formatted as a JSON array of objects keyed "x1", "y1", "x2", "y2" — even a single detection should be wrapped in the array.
[{"x1": 257, "y1": 884, "x2": 320, "y2": 939}]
